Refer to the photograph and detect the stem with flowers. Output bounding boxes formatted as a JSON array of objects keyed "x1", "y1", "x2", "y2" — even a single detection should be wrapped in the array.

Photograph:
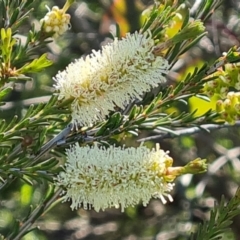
[{"x1": 1, "y1": 0, "x2": 240, "y2": 239}]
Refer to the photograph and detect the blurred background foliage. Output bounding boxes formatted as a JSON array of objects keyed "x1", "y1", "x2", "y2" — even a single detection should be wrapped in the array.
[{"x1": 1, "y1": 0, "x2": 240, "y2": 239}]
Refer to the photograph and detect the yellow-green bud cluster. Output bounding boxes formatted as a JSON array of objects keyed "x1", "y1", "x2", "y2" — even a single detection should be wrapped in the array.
[
  {"x1": 204, "y1": 63, "x2": 240, "y2": 98},
  {"x1": 40, "y1": 6, "x2": 71, "y2": 38},
  {"x1": 216, "y1": 91, "x2": 240, "y2": 124}
]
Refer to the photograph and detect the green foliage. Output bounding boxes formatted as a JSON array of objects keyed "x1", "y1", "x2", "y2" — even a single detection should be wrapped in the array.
[
  {"x1": 0, "y1": 0, "x2": 53, "y2": 85},
  {"x1": 191, "y1": 188, "x2": 240, "y2": 240},
  {"x1": 0, "y1": 0, "x2": 34, "y2": 31}
]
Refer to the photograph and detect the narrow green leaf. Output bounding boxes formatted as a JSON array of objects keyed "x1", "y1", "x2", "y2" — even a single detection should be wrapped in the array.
[
  {"x1": 0, "y1": 86, "x2": 13, "y2": 99},
  {"x1": 129, "y1": 105, "x2": 138, "y2": 120},
  {"x1": 4, "y1": 115, "x2": 18, "y2": 131},
  {"x1": 144, "y1": 102, "x2": 155, "y2": 115},
  {"x1": 10, "y1": 8, "x2": 20, "y2": 26}
]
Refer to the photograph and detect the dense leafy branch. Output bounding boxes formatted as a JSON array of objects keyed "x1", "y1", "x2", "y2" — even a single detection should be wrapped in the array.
[
  {"x1": 0, "y1": 0, "x2": 240, "y2": 239},
  {"x1": 191, "y1": 188, "x2": 240, "y2": 240}
]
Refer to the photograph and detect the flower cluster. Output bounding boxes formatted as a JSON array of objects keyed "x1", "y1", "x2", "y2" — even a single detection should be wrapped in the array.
[
  {"x1": 216, "y1": 91, "x2": 240, "y2": 124},
  {"x1": 54, "y1": 32, "x2": 169, "y2": 126},
  {"x1": 204, "y1": 63, "x2": 240, "y2": 98},
  {"x1": 55, "y1": 144, "x2": 207, "y2": 212},
  {"x1": 40, "y1": 5, "x2": 71, "y2": 38},
  {"x1": 55, "y1": 143, "x2": 175, "y2": 212}
]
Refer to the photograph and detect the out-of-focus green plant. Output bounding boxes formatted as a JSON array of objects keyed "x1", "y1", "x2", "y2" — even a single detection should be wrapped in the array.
[
  {"x1": 0, "y1": 0, "x2": 240, "y2": 239},
  {"x1": 191, "y1": 188, "x2": 240, "y2": 240}
]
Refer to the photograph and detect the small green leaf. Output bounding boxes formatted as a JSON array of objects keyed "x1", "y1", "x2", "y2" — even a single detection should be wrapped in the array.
[
  {"x1": 10, "y1": 8, "x2": 20, "y2": 26},
  {"x1": 17, "y1": 53, "x2": 53, "y2": 74},
  {"x1": 129, "y1": 105, "x2": 138, "y2": 120},
  {"x1": 0, "y1": 86, "x2": 13, "y2": 99},
  {"x1": 144, "y1": 102, "x2": 155, "y2": 115}
]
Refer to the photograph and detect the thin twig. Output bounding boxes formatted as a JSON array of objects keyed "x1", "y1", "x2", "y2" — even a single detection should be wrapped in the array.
[
  {"x1": 0, "y1": 124, "x2": 74, "y2": 190},
  {"x1": 0, "y1": 95, "x2": 51, "y2": 110},
  {"x1": 13, "y1": 188, "x2": 62, "y2": 240},
  {"x1": 137, "y1": 121, "x2": 240, "y2": 142},
  {"x1": 30, "y1": 123, "x2": 73, "y2": 165},
  {"x1": 190, "y1": 0, "x2": 203, "y2": 16},
  {"x1": 195, "y1": 147, "x2": 240, "y2": 197}
]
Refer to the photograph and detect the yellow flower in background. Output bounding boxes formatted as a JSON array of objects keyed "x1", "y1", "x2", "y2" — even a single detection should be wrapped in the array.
[
  {"x1": 40, "y1": 0, "x2": 73, "y2": 38},
  {"x1": 54, "y1": 32, "x2": 169, "y2": 127},
  {"x1": 55, "y1": 143, "x2": 175, "y2": 212},
  {"x1": 216, "y1": 91, "x2": 240, "y2": 124},
  {"x1": 203, "y1": 63, "x2": 240, "y2": 98}
]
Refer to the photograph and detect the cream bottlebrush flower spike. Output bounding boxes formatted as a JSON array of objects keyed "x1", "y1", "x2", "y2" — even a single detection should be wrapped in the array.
[
  {"x1": 54, "y1": 32, "x2": 169, "y2": 126},
  {"x1": 55, "y1": 143, "x2": 175, "y2": 212}
]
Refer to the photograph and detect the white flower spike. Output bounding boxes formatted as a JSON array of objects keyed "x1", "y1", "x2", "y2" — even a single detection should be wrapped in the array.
[
  {"x1": 55, "y1": 143, "x2": 175, "y2": 212},
  {"x1": 54, "y1": 32, "x2": 169, "y2": 126}
]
